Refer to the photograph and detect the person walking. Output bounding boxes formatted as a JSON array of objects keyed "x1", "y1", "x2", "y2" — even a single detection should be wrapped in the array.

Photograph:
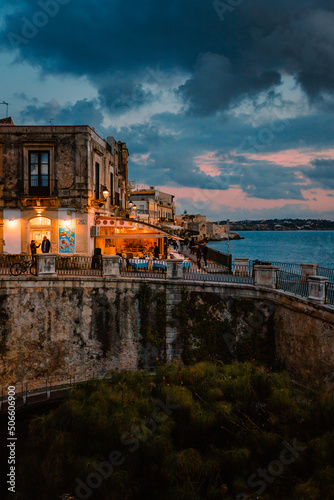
[
  {"x1": 41, "y1": 236, "x2": 51, "y2": 253},
  {"x1": 202, "y1": 241, "x2": 208, "y2": 268},
  {"x1": 190, "y1": 237, "x2": 195, "y2": 254},
  {"x1": 196, "y1": 244, "x2": 202, "y2": 271}
]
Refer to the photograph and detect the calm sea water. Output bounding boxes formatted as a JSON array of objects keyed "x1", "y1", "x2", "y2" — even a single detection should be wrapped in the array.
[{"x1": 208, "y1": 231, "x2": 334, "y2": 269}]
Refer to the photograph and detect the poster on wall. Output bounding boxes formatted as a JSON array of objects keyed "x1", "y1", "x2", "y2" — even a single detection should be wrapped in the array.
[{"x1": 59, "y1": 227, "x2": 75, "y2": 254}]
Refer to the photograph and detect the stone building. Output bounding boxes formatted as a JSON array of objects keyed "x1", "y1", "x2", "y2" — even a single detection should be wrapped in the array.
[
  {"x1": 0, "y1": 119, "x2": 129, "y2": 255},
  {"x1": 175, "y1": 213, "x2": 228, "y2": 240},
  {"x1": 129, "y1": 187, "x2": 175, "y2": 225}
]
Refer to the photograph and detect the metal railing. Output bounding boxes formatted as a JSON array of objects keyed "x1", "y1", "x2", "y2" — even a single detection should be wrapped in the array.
[
  {"x1": 325, "y1": 283, "x2": 334, "y2": 306},
  {"x1": 276, "y1": 270, "x2": 309, "y2": 297},
  {"x1": 206, "y1": 247, "x2": 232, "y2": 271},
  {"x1": 56, "y1": 256, "x2": 103, "y2": 276},
  {"x1": 318, "y1": 266, "x2": 334, "y2": 284},
  {"x1": 121, "y1": 270, "x2": 166, "y2": 279},
  {"x1": 0, "y1": 368, "x2": 156, "y2": 412},
  {"x1": 267, "y1": 261, "x2": 302, "y2": 275},
  {"x1": 0, "y1": 370, "x2": 109, "y2": 412},
  {"x1": 0, "y1": 254, "x2": 27, "y2": 275},
  {"x1": 231, "y1": 263, "x2": 252, "y2": 277},
  {"x1": 183, "y1": 270, "x2": 254, "y2": 284}
]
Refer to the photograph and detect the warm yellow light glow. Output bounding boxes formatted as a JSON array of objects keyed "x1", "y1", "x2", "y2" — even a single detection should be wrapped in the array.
[
  {"x1": 7, "y1": 218, "x2": 18, "y2": 225},
  {"x1": 63, "y1": 219, "x2": 74, "y2": 229},
  {"x1": 30, "y1": 217, "x2": 51, "y2": 227}
]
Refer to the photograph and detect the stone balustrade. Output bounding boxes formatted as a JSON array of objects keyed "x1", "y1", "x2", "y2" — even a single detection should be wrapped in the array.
[
  {"x1": 166, "y1": 258, "x2": 184, "y2": 279},
  {"x1": 102, "y1": 255, "x2": 121, "y2": 277},
  {"x1": 301, "y1": 263, "x2": 318, "y2": 279},
  {"x1": 254, "y1": 264, "x2": 280, "y2": 289},
  {"x1": 307, "y1": 275, "x2": 329, "y2": 304},
  {"x1": 36, "y1": 253, "x2": 57, "y2": 277}
]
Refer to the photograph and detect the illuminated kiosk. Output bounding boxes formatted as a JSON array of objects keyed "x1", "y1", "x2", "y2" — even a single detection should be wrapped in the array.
[{"x1": 92, "y1": 217, "x2": 182, "y2": 258}]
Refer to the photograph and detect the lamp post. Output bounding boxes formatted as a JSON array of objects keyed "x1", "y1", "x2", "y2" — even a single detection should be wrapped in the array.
[
  {"x1": 127, "y1": 200, "x2": 137, "y2": 218},
  {"x1": 227, "y1": 218, "x2": 230, "y2": 254}
]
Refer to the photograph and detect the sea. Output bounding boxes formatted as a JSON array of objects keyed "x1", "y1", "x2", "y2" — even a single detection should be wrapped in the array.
[{"x1": 208, "y1": 231, "x2": 334, "y2": 269}]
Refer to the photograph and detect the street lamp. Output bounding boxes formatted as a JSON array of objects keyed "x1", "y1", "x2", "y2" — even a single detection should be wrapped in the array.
[{"x1": 102, "y1": 186, "x2": 109, "y2": 201}]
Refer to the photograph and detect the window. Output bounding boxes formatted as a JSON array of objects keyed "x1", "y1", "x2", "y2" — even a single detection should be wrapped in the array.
[
  {"x1": 95, "y1": 162, "x2": 100, "y2": 199},
  {"x1": 29, "y1": 151, "x2": 50, "y2": 196},
  {"x1": 110, "y1": 173, "x2": 114, "y2": 204}
]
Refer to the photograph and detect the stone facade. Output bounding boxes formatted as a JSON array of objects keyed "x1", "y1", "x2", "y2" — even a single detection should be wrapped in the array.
[
  {"x1": 0, "y1": 277, "x2": 334, "y2": 384},
  {"x1": 130, "y1": 188, "x2": 175, "y2": 225},
  {"x1": 0, "y1": 122, "x2": 129, "y2": 256}
]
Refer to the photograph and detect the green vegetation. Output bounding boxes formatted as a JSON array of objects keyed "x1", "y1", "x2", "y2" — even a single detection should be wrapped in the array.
[
  {"x1": 173, "y1": 291, "x2": 275, "y2": 367},
  {"x1": 15, "y1": 362, "x2": 334, "y2": 500}
]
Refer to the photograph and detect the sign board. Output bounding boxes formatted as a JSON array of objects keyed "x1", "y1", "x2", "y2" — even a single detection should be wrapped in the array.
[{"x1": 59, "y1": 227, "x2": 75, "y2": 254}]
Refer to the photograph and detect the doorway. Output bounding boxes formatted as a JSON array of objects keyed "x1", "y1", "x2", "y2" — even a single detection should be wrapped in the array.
[{"x1": 29, "y1": 217, "x2": 51, "y2": 254}]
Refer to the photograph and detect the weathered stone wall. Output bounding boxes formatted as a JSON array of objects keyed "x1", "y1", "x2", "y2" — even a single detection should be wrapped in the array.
[{"x1": 0, "y1": 277, "x2": 334, "y2": 384}]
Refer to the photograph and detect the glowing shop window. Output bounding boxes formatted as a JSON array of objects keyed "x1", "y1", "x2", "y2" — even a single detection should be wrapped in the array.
[{"x1": 29, "y1": 217, "x2": 51, "y2": 227}]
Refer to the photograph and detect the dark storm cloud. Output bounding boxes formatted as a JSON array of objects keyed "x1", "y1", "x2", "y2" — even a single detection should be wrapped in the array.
[
  {"x1": 2, "y1": 0, "x2": 334, "y2": 114},
  {"x1": 239, "y1": 164, "x2": 305, "y2": 200},
  {"x1": 105, "y1": 109, "x2": 330, "y2": 199},
  {"x1": 178, "y1": 52, "x2": 281, "y2": 115},
  {"x1": 97, "y1": 74, "x2": 155, "y2": 112},
  {"x1": 19, "y1": 98, "x2": 104, "y2": 130},
  {"x1": 304, "y1": 159, "x2": 334, "y2": 190}
]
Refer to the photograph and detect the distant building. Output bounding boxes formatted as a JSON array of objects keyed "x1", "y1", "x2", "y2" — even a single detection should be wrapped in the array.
[
  {"x1": 175, "y1": 213, "x2": 228, "y2": 240},
  {"x1": 130, "y1": 187, "x2": 175, "y2": 225},
  {"x1": 0, "y1": 120, "x2": 129, "y2": 255}
]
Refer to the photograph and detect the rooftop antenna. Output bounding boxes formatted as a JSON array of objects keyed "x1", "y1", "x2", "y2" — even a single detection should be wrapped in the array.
[{"x1": 0, "y1": 101, "x2": 9, "y2": 118}]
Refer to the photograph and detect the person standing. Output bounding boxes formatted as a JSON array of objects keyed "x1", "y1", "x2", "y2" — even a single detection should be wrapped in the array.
[
  {"x1": 196, "y1": 244, "x2": 202, "y2": 271},
  {"x1": 41, "y1": 236, "x2": 51, "y2": 253},
  {"x1": 30, "y1": 240, "x2": 40, "y2": 261},
  {"x1": 202, "y1": 241, "x2": 208, "y2": 268},
  {"x1": 154, "y1": 243, "x2": 160, "y2": 259},
  {"x1": 190, "y1": 237, "x2": 195, "y2": 254}
]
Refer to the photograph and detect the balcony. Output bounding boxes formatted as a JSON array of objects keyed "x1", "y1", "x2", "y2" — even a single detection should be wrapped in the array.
[{"x1": 19, "y1": 197, "x2": 60, "y2": 209}]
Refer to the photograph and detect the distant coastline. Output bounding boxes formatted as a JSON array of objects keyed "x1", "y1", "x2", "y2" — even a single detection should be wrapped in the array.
[
  {"x1": 215, "y1": 219, "x2": 334, "y2": 232},
  {"x1": 237, "y1": 228, "x2": 334, "y2": 231}
]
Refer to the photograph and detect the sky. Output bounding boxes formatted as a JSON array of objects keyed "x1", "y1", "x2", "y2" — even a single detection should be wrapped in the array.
[{"x1": 1, "y1": 0, "x2": 334, "y2": 221}]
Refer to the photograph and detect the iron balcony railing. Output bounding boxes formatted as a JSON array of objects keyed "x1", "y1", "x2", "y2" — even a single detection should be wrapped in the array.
[
  {"x1": 318, "y1": 266, "x2": 334, "y2": 284},
  {"x1": 325, "y1": 283, "x2": 334, "y2": 306},
  {"x1": 0, "y1": 253, "x2": 27, "y2": 275},
  {"x1": 56, "y1": 256, "x2": 103, "y2": 276},
  {"x1": 121, "y1": 270, "x2": 166, "y2": 279},
  {"x1": 276, "y1": 270, "x2": 309, "y2": 297}
]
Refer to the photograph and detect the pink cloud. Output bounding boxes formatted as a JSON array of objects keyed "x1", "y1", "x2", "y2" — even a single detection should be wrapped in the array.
[
  {"x1": 246, "y1": 148, "x2": 334, "y2": 167},
  {"x1": 157, "y1": 185, "x2": 334, "y2": 215}
]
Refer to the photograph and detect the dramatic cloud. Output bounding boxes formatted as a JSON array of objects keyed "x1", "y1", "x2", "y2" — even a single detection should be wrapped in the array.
[
  {"x1": 1, "y1": 0, "x2": 334, "y2": 218},
  {"x1": 305, "y1": 159, "x2": 334, "y2": 190},
  {"x1": 19, "y1": 98, "x2": 104, "y2": 129}
]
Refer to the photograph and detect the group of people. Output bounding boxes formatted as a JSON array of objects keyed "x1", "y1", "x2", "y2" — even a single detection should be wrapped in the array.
[{"x1": 30, "y1": 236, "x2": 51, "y2": 259}]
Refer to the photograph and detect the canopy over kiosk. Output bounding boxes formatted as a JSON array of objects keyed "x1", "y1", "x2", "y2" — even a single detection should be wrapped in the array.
[{"x1": 92, "y1": 217, "x2": 182, "y2": 258}]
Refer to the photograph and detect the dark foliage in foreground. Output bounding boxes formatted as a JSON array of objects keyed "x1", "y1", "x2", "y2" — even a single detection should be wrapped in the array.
[{"x1": 16, "y1": 363, "x2": 334, "y2": 499}]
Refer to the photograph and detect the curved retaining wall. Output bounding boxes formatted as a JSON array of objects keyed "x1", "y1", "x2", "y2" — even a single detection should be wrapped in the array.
[{"x1": 0, "y1": 276, "x2": 333, "y2": 383}]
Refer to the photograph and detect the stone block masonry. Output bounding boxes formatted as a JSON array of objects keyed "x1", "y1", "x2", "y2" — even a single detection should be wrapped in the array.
[
  {"x1": 0, "y1": 276, "x2": 333, "y2": 384},
  {"x1": 166, "y1": 285, "x2": 183, "y2": 361}
]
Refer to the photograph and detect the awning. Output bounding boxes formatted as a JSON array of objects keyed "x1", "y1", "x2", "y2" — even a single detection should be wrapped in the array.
[{"x1": 94, "y1": 216, "x2": 184, "y2": 240}]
